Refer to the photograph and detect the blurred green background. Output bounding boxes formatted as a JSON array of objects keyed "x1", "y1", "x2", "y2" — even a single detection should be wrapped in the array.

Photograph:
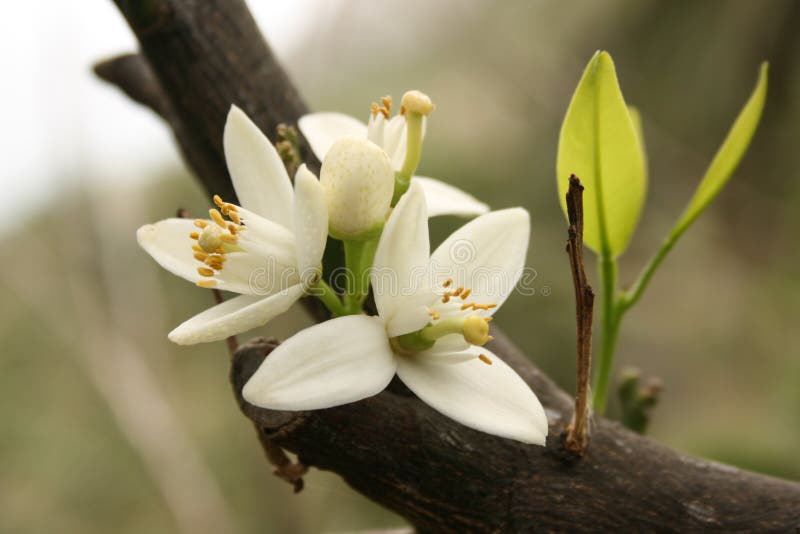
[{"x1": 1, "y1": 1, "x2": 798, "y2": 532}]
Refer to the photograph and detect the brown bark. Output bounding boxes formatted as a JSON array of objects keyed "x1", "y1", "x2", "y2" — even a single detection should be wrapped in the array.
[{"x1": 98, "y1": 0, "x2": 800, "y2": 531}]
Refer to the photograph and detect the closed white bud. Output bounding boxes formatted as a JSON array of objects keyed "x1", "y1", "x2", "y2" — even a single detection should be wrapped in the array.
[{"x1": 320, "y1": 136, "x2": 394, "y2": 239}]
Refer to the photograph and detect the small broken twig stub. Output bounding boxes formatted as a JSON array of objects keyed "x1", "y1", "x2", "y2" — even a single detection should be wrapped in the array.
[{"x1": 563, "y1": 175, "x2": 595, "y2": 456}]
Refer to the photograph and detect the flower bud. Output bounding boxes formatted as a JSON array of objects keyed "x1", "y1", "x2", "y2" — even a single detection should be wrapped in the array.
[{"x1": 320, "y1": 136, "x2": 394, "y2": 239}]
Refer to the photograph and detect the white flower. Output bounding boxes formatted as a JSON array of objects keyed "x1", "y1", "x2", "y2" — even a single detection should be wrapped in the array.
[
  {"x1": 298, "y1": 92, "x2": 490, "y2": 218},
  {"x1": 243, "y1": 182, "x2": 547, "y2": 445},
  {"x1": 320, "y1": 136, "x2": 394, "y2": 239},
  {"x1": 137, "y1": 106, "x2": 328, "y2": 345}
]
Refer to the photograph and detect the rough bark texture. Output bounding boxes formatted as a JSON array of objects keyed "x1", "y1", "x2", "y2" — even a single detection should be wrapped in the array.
[{"x1": 99, "y1": 0, "x2": 800, "y2": 531}]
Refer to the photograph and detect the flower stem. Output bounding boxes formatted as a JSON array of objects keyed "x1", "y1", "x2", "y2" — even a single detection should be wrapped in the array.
[
  {"x1": 342, "y1": 237, "x2": 379, "y2": 313},
  {"x1": 314, "y1": 279, "x2": 348, "y2": 317}
]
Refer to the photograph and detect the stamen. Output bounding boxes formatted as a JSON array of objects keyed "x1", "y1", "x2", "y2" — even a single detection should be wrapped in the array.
[
  {"x1": 192, "y1": 244, "x2": 205, "y2": 253},
  {"x1": 197, "y1": 267, "x2": 215, "y2": 277},
  {"x1": 228, "y1": 211, "x2": 241, "y2": 225},
  {"x1": 209, "y1": 209, "x2": 226, "y2": 228},
  {"x1": 371, "y1": 102, "x2": 380, "y2": 117},
  {"x1": 197, "y1": 279, "x2": 217, "y2": 288},
  {"x1": 193, "y1": 252, "x2": 208, "y2": 262},
  {"x1": 442, "y1": 293, "x2": 451, "y2": 303},
  {"x1": 189, "y1": 231, "x2": 199, "y2": 240},
  {"x1": 194, "y1": 219, "x2": 209, "y2": 229},
  {"x1": 443, "y1": 278, "x2": 453, "y2": 288},
  {"x1": 478, "y1": 354, "x2": 493, "y2": 365},
  {"x1": 227, "y1": 224, "x2": 238, "y2": 234},
  {"x1": 460, "y1": 288, "x2": 472, "y2": 300},
  {"x1": 380, "y1": 95, "x2": 392, "y2": 112},
  {"x1": 213, "y1": 195, "x2": 225, "y2": 208},
  {"x1": 453, "y1": 286, "x2": 463, "y2": 297},
  {"x1": 428, "y1": 309, "x2": 440, "y2": 320},
  {"x1": 220, "y1": 233, "x2": 238, "y2": 244}
]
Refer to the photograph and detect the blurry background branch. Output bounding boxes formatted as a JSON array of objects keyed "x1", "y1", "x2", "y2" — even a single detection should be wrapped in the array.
[{"x1": 96, "y1": 0, "x2": 800, "y2": 531}]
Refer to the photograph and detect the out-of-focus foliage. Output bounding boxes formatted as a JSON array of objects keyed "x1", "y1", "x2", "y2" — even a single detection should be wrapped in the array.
[
  {"x1": 557, "y1": 51, "x2": 647, "y2": 257},
  {"x1": 2, "y1": 1, "x2": 799, "y2": 532}
]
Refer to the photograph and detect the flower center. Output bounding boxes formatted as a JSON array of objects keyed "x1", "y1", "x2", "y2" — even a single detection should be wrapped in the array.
[
  {"x1": 394, "y1": 279, "x2": 496, "y2": 353},
  {"x1": 187, "y1": 195, "x2": 243, "y2": 288}
]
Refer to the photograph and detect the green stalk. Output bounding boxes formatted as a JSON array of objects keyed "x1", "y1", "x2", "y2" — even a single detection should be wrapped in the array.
[
  {"x1": 592, "y1": 255, "x2": 621, "y2": 413},
  {"x1": 314, "y1": 279, "x2": 347, "y2": 317},
  {"x1": 342, "y1": 237, "x2": 379, "y2": 313}
]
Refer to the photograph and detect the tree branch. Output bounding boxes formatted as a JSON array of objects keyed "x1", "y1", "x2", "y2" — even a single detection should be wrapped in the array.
[
  {"x1": 563, "y1": 175, "x2": 595, "y2": 456},
  {"x1": 99, "y1": 0, "x2": 800, "y2": 531}
]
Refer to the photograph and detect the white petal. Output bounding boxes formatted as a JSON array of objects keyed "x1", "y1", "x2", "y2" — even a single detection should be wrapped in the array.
[
  {"x1": 397, "y1": 346, "x2": 547, "y2": 444},
  {"x1": 429, "y1": 333, "x2": 471, "y2": 354},
  {"x1": 242, "y1": 315, "x2": 397, "y2": 410},
  {"x1": 137, "y1": 218, "x2": 203, "y2": 284},
  {"x1": 219, "y1": 251, "x2": 298, "y2": 296},
  {"x1": 298, "y1": 112, "x2": 367, "y2": 161},
  {"x1": 430, "y1": 208, "x2": 530, "y2": 313},
  {"x1": 383, "y1": 115, "x2": 407, "y2": 169},
  {"x1": 137, "y1": 219, "x2": 251, "y2": 294},
  {"x1": 168, "y1": 285, "x2": 305, "y2": 345},
  {"x1": 224, "y1": 106, "x2": 294, "y2": 229},
  {"x1": 293, "y1": 165, "x2": 328, "y2": 286},
  {"x1": 372, "y1": 181, "x2": 431, "y2": 328},
  {"x1": 413, "y1": 176, "x2": 490, "y2": 218},
  {"x1": 385, "y1": 303, "x2": 431, "y2": 338},
  {"x1": 234, "y1": 206, "x2": 297, "y2": 267}
]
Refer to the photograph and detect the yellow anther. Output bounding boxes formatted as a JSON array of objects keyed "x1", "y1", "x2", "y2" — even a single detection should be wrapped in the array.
[
  {"x1": 399, "y1": 105, "x2": 407, "y2": 115},
  {"x1": 192, "y1": 244, "x2": 204, "y2": 253},
  {"x1": 463, "y1": 314, "x2": 491, "y2": 346},
  {"x1": 228, "y1": 211, "x2": 241, "y2": 225},
  {"x1": 227, "y1": 224, "x2": 238, "y2": 234},
  {"x1": 460, "y1": 302, "x2": 472, "y2": 310},
  {"x1": 478, "y1": 354, "x2": 493, "y2": 365},
  {"x1": 220, "y1": 233, "x2": 238, "y2": 244},
  {"x1": 371, "y1": 102, "x2": 380, "y2": 116},
  {"x1": 213, "y1": 194, "x2": 225, "y2": 208},
  {"x1": 197, "y1": 279, "x2": 217, "y2": 288},
  {"x1": 193, "y1": 252, "x2": 208, "y2": 262},
  {"x1": 453, "y1": 286, "x2": 463, "y2": 297},
  {"x1": 443, "y1": 278, "x2": 453, "y2": 288},
  {"x1": 209, "y1": 209, "x2": 226, "y2": 228},
  {"x1": 189, "y1": 231, "x2": 199, "y2": 240},
  {"x1": 224, "y1": 202, "x2": 238, "y2": 213},
  {"x1": 380, "y1": 95, "x2": 392, "y2": 112},
  {"x1": 442, "y1": 294, "x2": 451, "y2": 304},
  {"x1": 460, "y1": 288, "x2": 472, "y2": 300},
  {"x1": 197, "y1": 266, "x2": 215, "y2": 277},
  {"x1": 194, "y1": 219, "x2": 209, "y2": 229},
  {"x1": 428, "y1": 309, "x2": 440, "y2": 320}
]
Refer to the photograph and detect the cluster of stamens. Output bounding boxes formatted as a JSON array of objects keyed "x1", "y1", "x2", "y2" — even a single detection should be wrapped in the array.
[
  {"x1": 371, "y1": 95, "x2": 403, "y2": 119},
  {"x1": 431, "y1": 279, "x2": 495, "y2": 365},
  {"x1": 188, "y1": 195, "x2": 243, "y2": 288},
  {"x1": 440, "y1": 278, "x2": 497, "y2": 312}
]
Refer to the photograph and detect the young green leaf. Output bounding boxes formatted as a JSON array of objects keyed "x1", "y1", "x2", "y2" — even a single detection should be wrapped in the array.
[
  {"x1": 672, "y1": 62, "x2": 768, "y2": 237},
  {"x1": 557, "y1": 51, "x2": 647, "y2": 258}
]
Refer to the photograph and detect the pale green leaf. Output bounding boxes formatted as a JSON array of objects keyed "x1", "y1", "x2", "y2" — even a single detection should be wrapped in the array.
[
  {"x1": 673, "y1": 62, "x2": 768, "y2": 236},
  {"x1": 628, "y1": 105, "x2": 647, "y2": 176},
  {"x1": 557, "y1": 51, "x2": 647, "y2": 257}
]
